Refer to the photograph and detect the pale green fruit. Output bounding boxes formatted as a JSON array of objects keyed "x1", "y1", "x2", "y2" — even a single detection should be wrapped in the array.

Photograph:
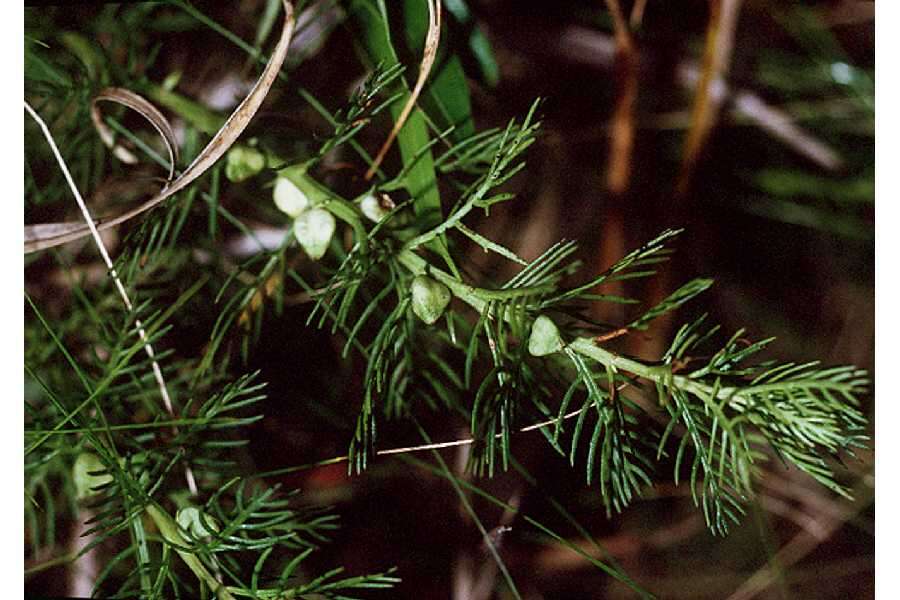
[
  {"x1": 273, "y1": 176, "x2": 310, "y2": 217},
  {"x1": 293, "y1": 207, "x2": 336, "y2": 260},
  {"x1": 176, "y1": 506, "x2": 221, "y2": 542},
  {"x1": 411, "y1": 275, "x2": 452, "y2": 325},
  {"x1": 359, "y1": 192, "x2": 393, "y2": 223},
  {"x1": 528, "y1": 315, "x2": 563, "y2": 356},
  {"x1": 73, "y1": 453, "x2": 113, "y2": 500},
  {"x1": 225, "y1": 145, "x2": 266, "y2": 182}
]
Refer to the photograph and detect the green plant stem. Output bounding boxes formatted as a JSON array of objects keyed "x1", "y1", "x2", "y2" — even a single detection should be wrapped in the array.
[
  {"x1": 251, "y1": 154, "x2": 855, "y2": 425},
  {"x1": 396, "y1": 250, "x2": 545, "y2": 304},
  {"x1": 401, "y1": 194, "x2": 476, "y2": 252},
  {"x1": 25, "y1": 552, "x2": 79, "y2": 577},
  {"x1": 348, "y1": 0, "x2": 460, "y2": 277},
  {"x1": 398, "y1": 248, "x2": 822, "y2": 411},
  {"x1": 145, "y1": 504, "x2": 237, "y2": 600},
  {"x1": 278, "y1": 164, "x2": 371, "y2": 256},
  {"x1": 397, "y1": 250, "x2": 676, "y2": 384}
]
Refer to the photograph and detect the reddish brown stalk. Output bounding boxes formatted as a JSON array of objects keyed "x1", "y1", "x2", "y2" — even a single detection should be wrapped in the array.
[
  {"x1": 555, "y1": 24, "x2": 843, "y2": 170},
  {"x1": 676, "y1": 0, "x2": 743, "y2": 197},
  {"x1": 592, "y1": 1, "x2": 638, "y2": 325},
  {"x1": 594, "y1": 326, "x2": 629, "y2": 344},
  {"x1": 592, "y1": 209, "x2": 627, "y2": 325},
  {"x1": 603, "y1": 0, "x2": 638, "y2": 196},
  {"x1": 629, "y1": 0, "x2": 649, "y2": 29}
]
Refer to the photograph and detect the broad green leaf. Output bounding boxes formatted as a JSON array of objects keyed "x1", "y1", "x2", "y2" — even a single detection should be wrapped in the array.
[
  {"x1": 59, "y1": 31, "x2": 109, "y2": 85},
  {"x1": 142, "y1": 84, "x2": 225, "y2": 136},
  {"x1": 348, "y1": 0, "x2": 441, "y2": 226},
  {"x1": 422, "y1": 56, "x2": 475, "y2": 141},
  {"x1": 443, "y1": 0, "x2": 500, "y2": 86}
]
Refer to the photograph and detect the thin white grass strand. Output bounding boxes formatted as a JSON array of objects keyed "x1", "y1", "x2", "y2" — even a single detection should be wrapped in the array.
[{"x1": 25, "y1": 100, "x2": 198, "y2": 495}]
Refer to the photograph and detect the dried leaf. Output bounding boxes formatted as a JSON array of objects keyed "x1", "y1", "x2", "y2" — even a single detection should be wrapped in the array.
[
  {"x1": 24, "y1": 0, "x2": 296, "y2": 254},
  {"x1": 364, "y1": 0, "x2": 441, "y2": 180},
  {"x1": 91, "y1": 86, "x2": 180, "y2": 179}
]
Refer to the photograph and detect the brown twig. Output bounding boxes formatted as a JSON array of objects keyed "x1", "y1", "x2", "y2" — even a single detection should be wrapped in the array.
[
  {"x1": 676, "y1": 0, "x2": 744, "y2": 197},
  {"x1": 594, "y1": 326, "x2": 630, "y2": 344},
  {"x1": 603, "y1": 0, "x2": 638, "y2": 196},
  {"x1": 554, "y1": 21, "x2": 846, "y2": 174}
]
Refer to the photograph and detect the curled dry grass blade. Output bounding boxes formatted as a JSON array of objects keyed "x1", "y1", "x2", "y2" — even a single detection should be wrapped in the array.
[
  {"x1": 25, "y1": 99, "x2": 198, "y2": 494},
  {"x1": 90, "y1": 87, "x2": 180, "y2": 179},
  {"x1": 24, "y1": 0, "x2": 296, "y2": 254},
  {"x1": 364, "y1": 0, "x2": 441, "y2": 181}
]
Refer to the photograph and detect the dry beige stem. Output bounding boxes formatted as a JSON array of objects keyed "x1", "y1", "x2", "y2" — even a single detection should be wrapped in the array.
[
  {"x1": 90, "y1": 87, "x2": 180, "y2": 180},
  {"x1": 24, "y1": 0, "x2": 296, "y2": 253},
  {"x1": 26, "y1": 99, "x2": 197, "y2": 496},
  {"x1": 364, "y1": 0, "x2": 441, "y2": 181}
]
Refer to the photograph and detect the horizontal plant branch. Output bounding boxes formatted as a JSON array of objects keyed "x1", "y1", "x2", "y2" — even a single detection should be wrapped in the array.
[{"x1": 397, "y1": 250, "x2": 677, "y2": 391}]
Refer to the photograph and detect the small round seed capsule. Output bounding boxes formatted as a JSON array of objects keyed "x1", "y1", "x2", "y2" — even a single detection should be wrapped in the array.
[
  {"x1": 225, "y1": 145, "x2": 266, "y2": 182},
  {"x1": 273, "y1": 176, "x2": 310, "y2": 217},
  {"x1": 293, "y1": 206, "x2": 336, "y2": 260},
  {"x1": 359, "y1": 192, "x2": 394, "y2": 223},
  {"x1": 410, "y1": 275, "x2": 452, "y2": 325},
  {"x1": 176, "y1": 506, "x2": 221, "y2": 542},
  {"x1": 72, "y1": 453, "x2": 113, "y2": 500},
  {"x1": 528, "y1": 315, "x2": 564, "y2": 357}
]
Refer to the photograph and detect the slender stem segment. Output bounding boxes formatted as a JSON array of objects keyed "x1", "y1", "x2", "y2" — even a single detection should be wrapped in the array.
[
  {"x1": 397, "y1": 250, "x2": 734, "y2": 406},
  {"x1": 146, "y1": 504, "x2": 237, "y2": 600}
]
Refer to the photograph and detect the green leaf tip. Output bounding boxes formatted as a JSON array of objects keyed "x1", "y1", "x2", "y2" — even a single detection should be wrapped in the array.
[
  {"x1": 411, "y1": 275, "x2": 452, "y2": 325},
  {"x1": 72, "y1": 452, "x2": 113, "y2": 500},
  {"x1": 529, "y1": 315, "x2": 563, "y2": 356}
]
